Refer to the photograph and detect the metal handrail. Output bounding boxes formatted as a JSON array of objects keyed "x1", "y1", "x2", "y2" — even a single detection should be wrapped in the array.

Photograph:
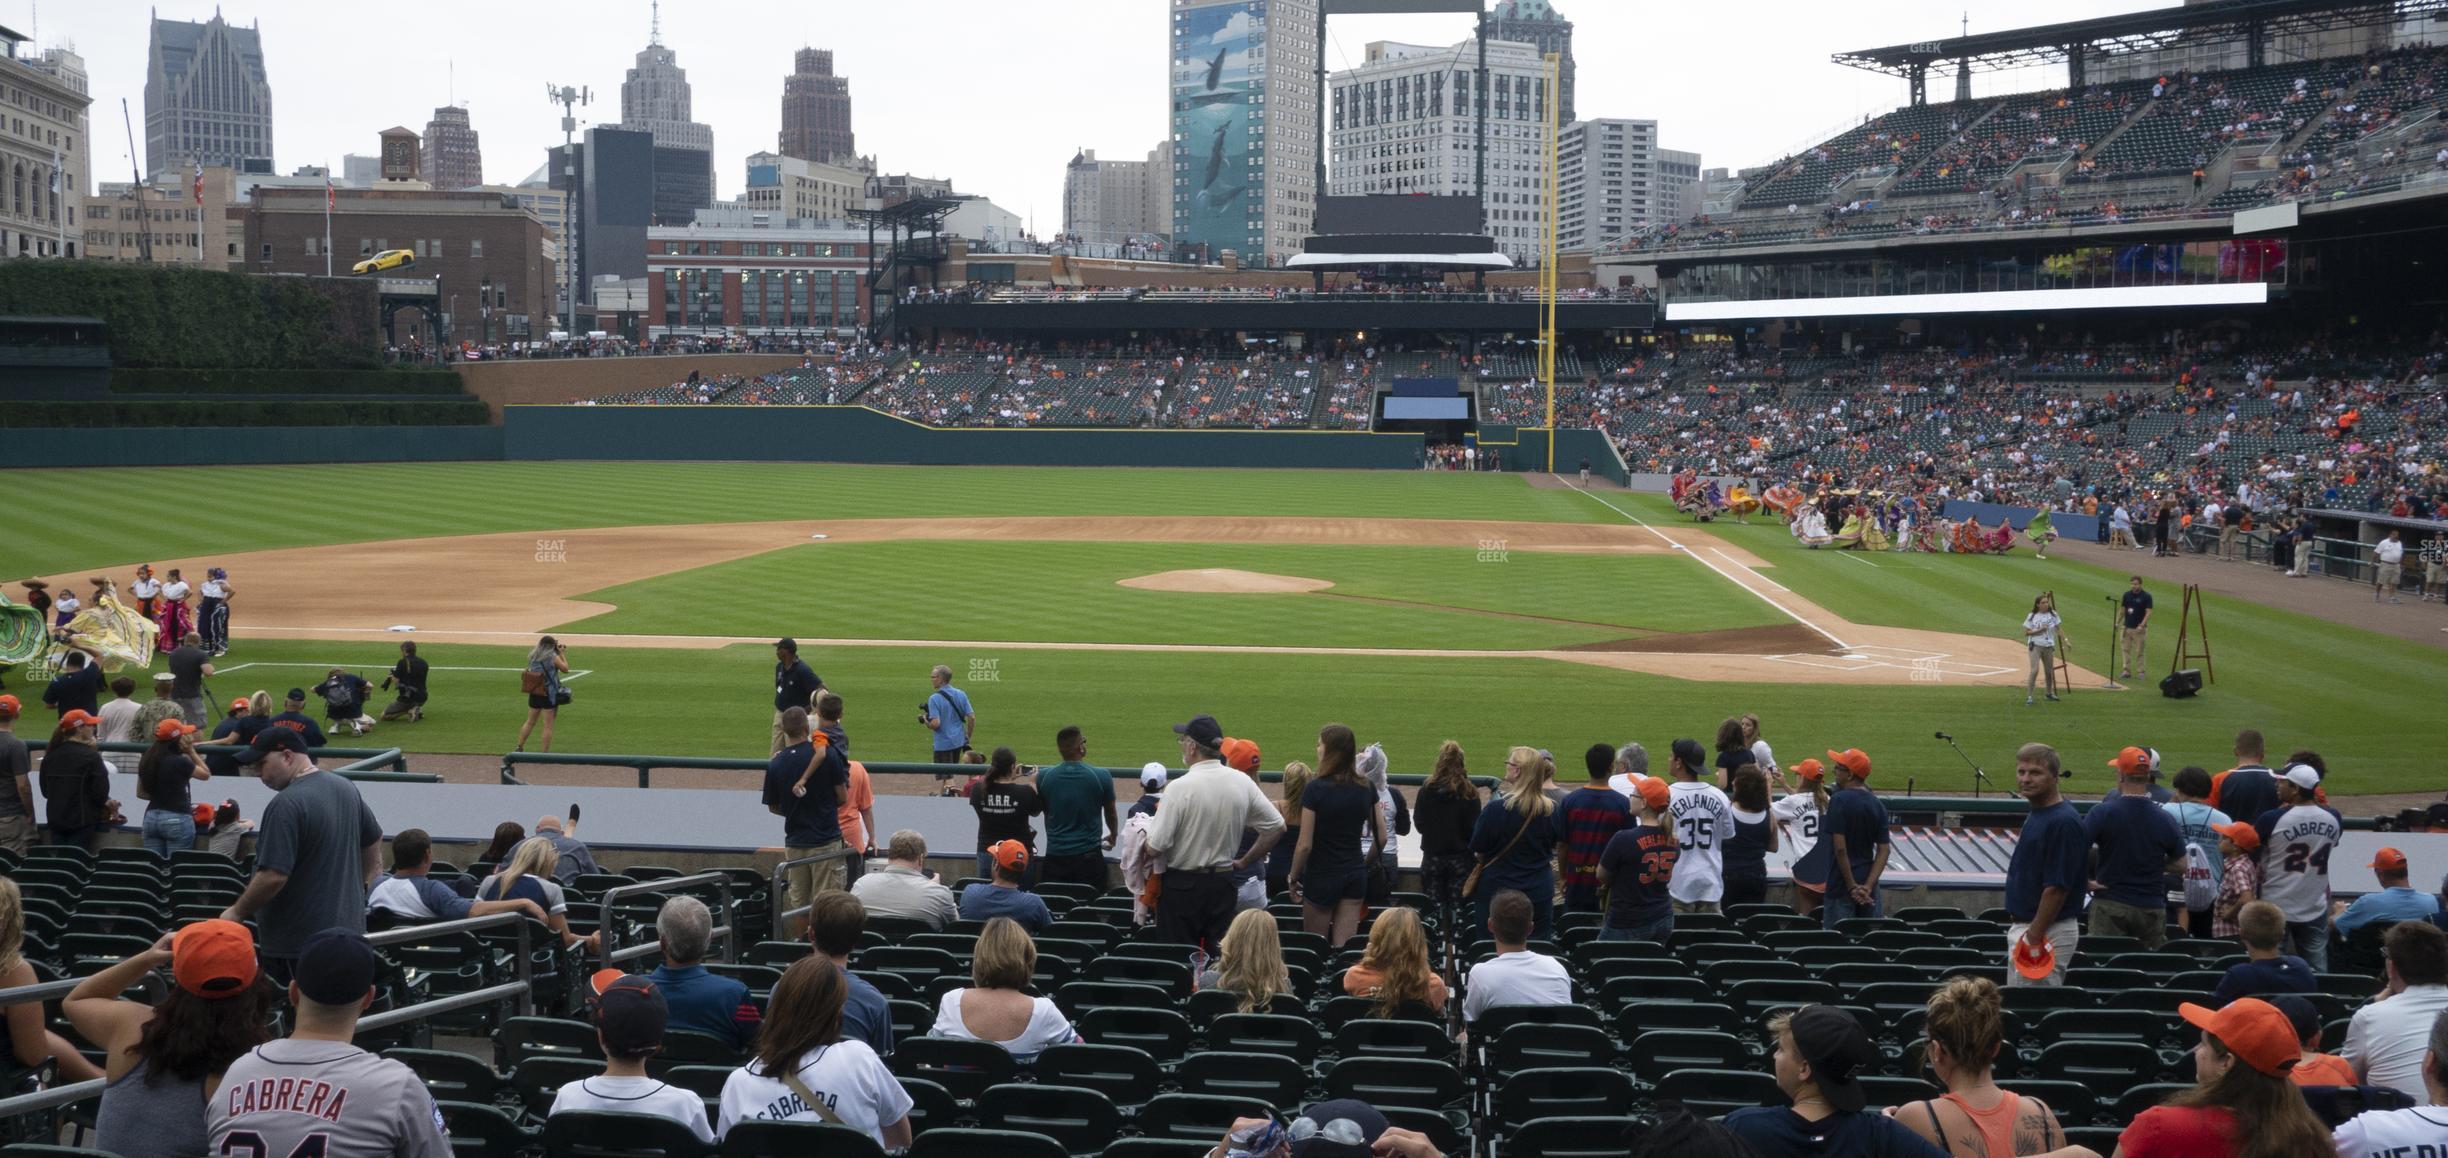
[
  {"x1": 596, "y1": 872, "x2": 737, "y2": 969},
  {"x1": 0, "y1": 912, "x2": 537, "y2": 1121},
  {"x1": 500, "y1": 750, "x2": 1496, "y2": 790},
  {"x1": 769, "y1": 845, "x2": 862, "y2": 933},
  {"x1": 25, "y1": 740, "x2": 416, "y2": 777}
]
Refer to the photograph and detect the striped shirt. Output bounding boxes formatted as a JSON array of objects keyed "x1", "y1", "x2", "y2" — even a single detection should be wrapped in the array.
[{"x1": 1555, "y1": 786, "x2": 1632, "y2": 893}]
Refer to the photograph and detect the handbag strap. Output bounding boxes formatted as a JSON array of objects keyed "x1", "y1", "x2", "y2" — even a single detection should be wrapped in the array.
[
  {"x1": 779, "y1": 1063, "x2": 846, "y2": 1126},
  {"x1": 1480, "y1": 803, "x2": 1539, "y2": 871}
]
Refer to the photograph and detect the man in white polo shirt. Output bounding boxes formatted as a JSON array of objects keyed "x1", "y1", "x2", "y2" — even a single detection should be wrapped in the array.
[
  {"x1": 2376, "y1": 529, "x2": 2407, "y2": 603},
  {"x1": 2346, "y1": 922, "x2": 2448, "y2": 1100},
  {"x1": 1460, "y1": 889, "x2": 1570, "y2": 1035},
  {"x1": 1146, "y1": 714, "x2": 1283, "y2": 950}
]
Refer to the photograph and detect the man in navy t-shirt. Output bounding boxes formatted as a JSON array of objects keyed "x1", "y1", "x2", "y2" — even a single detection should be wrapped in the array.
[
  {"x1": 1819, "y1": 748, "x2": 1892, "y2": 927},
  {"x1": 763, "y1": 705, "x2": 847, "y2": 935},
  {"x1": 959, "y1": 840, "x2": 1053, "y2": 934},
  {"x1": 2210, "y1": 728, "x2": 2278, "y2": 830},
  {"x1": 2006, "y1": 742, "x2": 2087, "y2": 986},
  {"x1": 2086, "y1": 746, "x2": 2184, "y2": 949}
]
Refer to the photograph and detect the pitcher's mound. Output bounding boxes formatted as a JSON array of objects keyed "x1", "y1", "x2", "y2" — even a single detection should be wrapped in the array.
[{"x1": 1118, "y1": 569, "x2": 1335, "y2": 594}]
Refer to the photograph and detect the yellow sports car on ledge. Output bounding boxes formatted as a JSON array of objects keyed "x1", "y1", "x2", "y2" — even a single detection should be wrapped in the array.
[{"x1": 353, "y1": 248, "x2": 416, "y2": 275}]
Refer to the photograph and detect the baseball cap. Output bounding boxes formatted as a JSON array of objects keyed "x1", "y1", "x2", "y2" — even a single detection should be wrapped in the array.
[
  {"x1": 1172, "y1": 714, "x2": 1225, "y2": 749},
  {"x1": 285, "y1": 687, "x2": 307, "y2": 702},
  {"x1": 291, "y1": 929, "x2": 378, "y2": 1006},
  {"x1": 1789, "y1": 757, "x2": 1824, "y2": 783},
  {"x1": 234, "y1": 725, "x2": 313, "y2": 764},
  {"x1": 2012, "y1": 937, "x2": 2059, "y2": 981},
  {"x1": 58, "y1": 709, "x2": 103, "y2": 730},
  {"x1": 1220, "y1": 737, "x2": 1261, "y2": 775},
  {"x1": 1785, "y1": 1005, "x2": 1877, "y2": 1112},
  {"x1": 170, "y1": 919, "x2": 259, "y2": 998},
  {"x1": 1140, "y1": 762, "x2": 1169, "y2": 789},
  {"x1": 228, "y1": 697, "x2": 250, "y2": 713},
  {"x1": 2180, "y1": 998, "x2": 2301, "y2": 1077},
  {"x1": 2371, "y1": 847, "x2": 2409, "y2": 873},
  {"x1": 154, "y1": 718, "x2": 198, "y2": 741},
  {"x1": 2282, "y1": 764, "x2": 2322, "y2": 791},
  {"x1": 1288, "y1": 1098, "x2": 1389, "y2": 1158},
  {"x1": 152, "y1": 671, "x2": 175, "y2": 684},
  {"x1": 1669, "y1": 738, "x2": 1707, "y2": 771},
  {"x1": 590, "y1": 972, "x2": 668, "y2": 1056},
  {"x1": 0, "y1": 694, "x2": 18, "y2": 718},
  {"x1": 990, "y1": 839, "x2": 1031, "y2": 872},
  {"x1": 2107, "y1": 746, "x2": 2151, "y2": 777},
  {"x1": 1633, "y1": 776, "x2": 1671, "y2": 814},
  {"x1": 2268, "y1": 994, "x2": 2324, "y2": 1046},
  {"x1": 191, "y1": 802, "x2": 216, "y2": 825},
  {"x1": 2146, "y1": 747, "x2": 2164, "y2": 777},
  {"x1": 2213, "y1": 820, "x2": 2261, "y2": 852},
  {"x1": 1826, "y1": 748, "x2": 1872, "y2": 781}
]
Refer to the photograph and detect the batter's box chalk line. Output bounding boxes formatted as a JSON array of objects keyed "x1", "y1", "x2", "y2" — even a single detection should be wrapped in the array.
[{"x1": 1760, "y1": 650, "x2": 2014, "y2": 678}]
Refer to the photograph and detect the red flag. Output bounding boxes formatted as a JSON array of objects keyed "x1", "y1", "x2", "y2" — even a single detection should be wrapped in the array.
[
  {"x1": 326, "y1": 174, "x2": 335, "y2": 212},
  {"x1": 192, "y1": 160, "x2": 204, "y2": 206}
]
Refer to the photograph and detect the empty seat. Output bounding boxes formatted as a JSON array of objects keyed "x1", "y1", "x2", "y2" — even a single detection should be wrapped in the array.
[
  {"x1": 1030, "y1": 1043, "x2": 1162, "y2": 1108},
  {"x1": 1652, "y1": 1067, "x2": 1784, "y2": 1117},
  {"x1": 972, "y1": 1084, "x2": 1122, "y2": 1156},
  {"x1": 889, "y1": 1036, "x2": 1018, "y2": 1102},
  {"x1": 719, "y1": 1121, "x2": 886, "y2": 1158},
  {"x1": 1492, "y1": 1067, "x2": 1636, "y2": 1128},
  {"x1": 1324, "y1": 1056, "x2": 1466, "y2": 1111},
  {"x1": 1175, "y1": 1050, "x2": 1311, "y2": 1107}
]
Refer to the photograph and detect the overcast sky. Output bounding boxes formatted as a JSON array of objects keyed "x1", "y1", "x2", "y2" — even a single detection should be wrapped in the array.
[{"x1": 33, "y1": 0, "x2": 2176, "y2": 224}]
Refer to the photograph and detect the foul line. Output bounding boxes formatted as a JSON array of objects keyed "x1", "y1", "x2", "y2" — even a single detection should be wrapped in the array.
[
  {"x1": 216, "y1": 660, "x2": 596, "y2": 682},
  {"x1": 1567, "y1": 485, "x2": 1852, "y2": 652},
  {"x1": 1710, "y1": 548, "x2": 1789, "y2": 592},
  {"x1": 1832, "y1": 551, "x2": 1881, "y2": 569}
]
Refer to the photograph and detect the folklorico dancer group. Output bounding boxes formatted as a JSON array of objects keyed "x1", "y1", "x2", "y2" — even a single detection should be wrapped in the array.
[
  {"x1": 1673, "y1": 470, "x2": 2063, "y2": 556},
  {"x1": 1, "y1": 564, "x2": 237, "y2": 687}
]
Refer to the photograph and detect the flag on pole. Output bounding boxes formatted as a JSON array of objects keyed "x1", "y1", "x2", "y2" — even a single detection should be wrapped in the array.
[
  {"x1": 49, "y1": 145, "x2": 60, "y2": 194},
  {"x1": 326, "y1": 173, "x2": 335, "y2": 212},
  {"x1": 192, "y1": 159, "x2": 204, "y2": 206}
]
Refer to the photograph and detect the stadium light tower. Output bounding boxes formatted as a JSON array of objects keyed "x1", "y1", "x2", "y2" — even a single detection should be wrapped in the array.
[{"x1": 546, "y1": 82, "x2": 591, "y2": 339}]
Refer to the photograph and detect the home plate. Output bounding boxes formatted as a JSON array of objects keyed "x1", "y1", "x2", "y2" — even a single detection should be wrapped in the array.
[{"x1": 810, "y1": 534, "x2": 830, "y2": 540}]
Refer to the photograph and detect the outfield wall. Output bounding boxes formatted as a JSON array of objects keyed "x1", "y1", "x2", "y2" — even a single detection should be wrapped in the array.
[
  {"x1": 6, "y1": 425, "x2": 505, "y2": 467},
  {"x1": 502, "y1": 405, "x2": 1427, "y2": 468}
]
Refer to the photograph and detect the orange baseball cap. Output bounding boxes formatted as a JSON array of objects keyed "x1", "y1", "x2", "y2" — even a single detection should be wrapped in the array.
[
  {"x1": 1220, "y1": 737, "x2": 1261, "y2": 775},
  {"x1": 228, "y1": 697, "x2": 250, "y2": 712},
  {"x1": 171, "y1": 919, "x2": 260, "y2": 998},
  {"x1": 0, "y1": 694, "x2": 18, "y2": 717},
  {"x1": 2107, "y1": 746, "x2": 2151, "y2": 777},
  {"x1": 2012, "y1": 937, "x2": 2058, "y2": 980},
  {"x1": 2371, "y1": 847, "x2": 2409, "y2": 873},
  {"x1": 155, "y1": 718, "x2": 198, "y2": 740},
  {"x1": 990, "y1": 839, "x2": 1031, "y2": 871},
  {"x1": 2214, "y1": 821, "x2": 2261, "y2": 853},
  {"x1": 1790, "y1": 758, "x2": 1825, "y2": 783},
  {"x1": 1826, "y1": 748, "x2": 1871, "y2": 781},
  {"x1": 191, "y1": 803, "x2": 216, "y2": 826},
  {"x1": 2181, "y1": 998, "x2": 2301, "y2": 1076},
  {"x1": 59, "y1": 709, "x2": 103, "y2": 730},
  {"x1": 1633, "y1": 776, "x2": 1671, "y2": 813}
]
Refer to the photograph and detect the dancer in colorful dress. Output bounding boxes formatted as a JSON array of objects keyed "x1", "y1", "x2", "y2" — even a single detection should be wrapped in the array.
[
  {"x1": 2024, "y1": 509, "x2": 2059, "y2": 560},
  {"x1": 156, "y1": 569, "x2": 194, "y2": 647},
  {"x1": 198, "y1": 568, "x2": 233, "y2": 656},
  {"x1": 128, "y1": 566, "x2": 160, "y2": 620}
]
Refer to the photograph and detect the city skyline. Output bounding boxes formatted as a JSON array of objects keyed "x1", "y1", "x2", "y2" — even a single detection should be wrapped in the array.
[{"x1": 28, "y1": 0, "x2": 2175, "y2": 227}]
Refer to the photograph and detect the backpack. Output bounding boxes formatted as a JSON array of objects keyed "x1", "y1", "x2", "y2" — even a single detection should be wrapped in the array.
[
  {"x1": 322, "y1": 678, "x2": 358, "y2": 712},
  {"x1": 2181, "y1": 841, "x2": 2218, "y2": 911}
]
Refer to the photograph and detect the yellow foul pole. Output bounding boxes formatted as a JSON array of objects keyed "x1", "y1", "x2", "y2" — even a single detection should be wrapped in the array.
[{"x1": 1540, "y1": 51, "x2": 1561, "y2": 473}]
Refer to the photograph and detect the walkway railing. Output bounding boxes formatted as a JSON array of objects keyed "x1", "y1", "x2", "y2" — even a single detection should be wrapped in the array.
[
  {"x1": 596, "y1": 872, "x2": 737, "y2": 969},
  {"x1": 0, "y1": 911, "x2": 534, "y2": 1124},
  {"x1": 24, "y1": 740, "x2": 431, "y2": 782},
  {"x1": 501, "y1": 750, "x2": 1497, "y2": 790},
  {"x1": 770, "y1": 845, "x2": 863, "y2": 933}
]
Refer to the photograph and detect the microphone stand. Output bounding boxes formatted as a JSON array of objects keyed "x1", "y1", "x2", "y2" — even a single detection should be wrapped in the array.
[
  {"x1": 2103, "y1": 594, "x2": 2125, "y2": 691},
  {"x1": 1936, "y1": 733, "x2": 1991, "y2": 798}
]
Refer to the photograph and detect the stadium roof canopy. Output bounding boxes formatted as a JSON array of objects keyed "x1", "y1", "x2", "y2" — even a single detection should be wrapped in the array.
[{"x1": 1835, "y1": 0, "x2": 2447, "y2": 98}]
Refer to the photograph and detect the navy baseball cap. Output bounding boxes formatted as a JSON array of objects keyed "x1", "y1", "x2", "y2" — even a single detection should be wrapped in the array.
[
  {"x1": 234, "y1": 725, "x2": 312, "y2": 764},
  {"x1": 590, "y1": 972, "x2": 668, "y2": 1056},
  {"x1": 1173, "y1": 714, "x2": 1225, "y2": 748},
  {"x1": 285, "y1": 687, "x2": 308, "y2": 701},
  {"x1": 292, "y1": 929, "x2": 378, "y2": 1005},
  {"x1": 1787, "y1": 1005, "x2": 1877, "y2": 1112}
]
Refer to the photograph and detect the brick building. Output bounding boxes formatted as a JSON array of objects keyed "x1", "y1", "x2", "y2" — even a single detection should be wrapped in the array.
[
  {"x1": 778, "y1": 48, "x2": 854, "y2": 165},
  {"x1": 648, "y1": 209, "x2": 870, "y2": 337},
  {"x1": 421, "y1": 105, "x2": 482, "y2": 190},
  {"x1": 243, "y1": 186, "x2": 556, "y2": 344}
]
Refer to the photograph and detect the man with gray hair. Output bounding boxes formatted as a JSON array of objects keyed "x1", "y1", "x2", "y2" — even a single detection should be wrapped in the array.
[
  {"x1": 1606, "y1": 743, "x2": 1650, "y2": 797},
  {"x1": 644, "y1": 895, "x2": 760, "y2": 1050},
  {"x1": 921, "y1": 664, "x2": 976, "y2": 790},
  {"x1": 850, "y1": 829, "x2": 958, "y2": 931}
]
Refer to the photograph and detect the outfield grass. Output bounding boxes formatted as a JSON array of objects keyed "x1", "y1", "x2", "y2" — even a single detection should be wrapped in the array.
[
  {"x1": 555, "y1": 541, "x2": 1781, "y2": 648},
  {"x1": 1, "y1": 463, "x2": 1604, "y2": 578},
  {"x1": 9, "y1": 464, "x2": 2444, "y2": 793}
]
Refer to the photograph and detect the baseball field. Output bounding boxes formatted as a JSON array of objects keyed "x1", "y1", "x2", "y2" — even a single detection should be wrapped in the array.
[{"x1": 7, "y1": 461, "x2": 2444, "y2": 793}]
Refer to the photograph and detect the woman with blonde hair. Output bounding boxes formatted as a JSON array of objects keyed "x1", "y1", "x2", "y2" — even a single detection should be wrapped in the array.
[
  {"x1": 1892, "y1": 975, "x2": 2094, "y2": 1157},
  {"x1": 930, "y1": 917, "x2": 1080, "y2": 1063},
  {"x1": 1415, "y1": 741, "x2": 1484, "y2": 934},
  {"x1": 0, "y1": 879, "x2": 103, "y2": 1083},
  {"x1": 1200, "y1": 908, "x2": 1291, "y2": 1015},
  {"x1": 477, "y1": 836, "x2": 597, "y2": 951},
  {"x1": 1265, "y1": 761, "x2": 1312, "y2": 900},
  {"x1": 1339, "y1": 906, "x2": 1447, "y2": 1018},
  {"x1": 1465, "y1": 746, "x2": 1560, "y2": 943}
]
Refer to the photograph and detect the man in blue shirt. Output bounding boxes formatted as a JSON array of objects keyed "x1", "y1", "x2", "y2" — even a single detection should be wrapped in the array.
[
  {"x1": 39, "y1": 650, "x2": 103, "y2": 719},
  {"x1": 267, "y1": 689, "x2": 330, "y2": 747},
  {"x1": 1819, "y1": 748, "x2": 1892, "y2": 927},
  {"x1": 2086, "y1": 746, "x2": 2185, "y2": 949},
  {"x1": 1036, "y1": 725, "x2": 1116, "y2": 891},
  {"x1": 922, "y1": 664, "x2": 975, "y2": 789},
  {"x1": 1557, "y1": 744, "x2": 1633, "y2": 913},
  {"x1": 2337, "y1": 847, "x2": 2443, "y2": 937},
  {"x1": 2210, "y1": 900, "x2": 2317, "y2": 1006},
  {"x1": 808, "y1": 891, "x2": 895, "y2": 1057},
  {"x1": 959, "y1": 840, "x2": 1053, "y2": 934},
  {"x1": 364, "y1": 828, "x2": 544, "y2": 925},
  {"x1": 645, "y1": 895, "x2": 762, "y2": 1051},
  {"x1": 2006, "y1": 742, "x2": 2087, "y2": 987},
  {"x1": 763, "y1": 705, "x2": 848, "y2": 936}
]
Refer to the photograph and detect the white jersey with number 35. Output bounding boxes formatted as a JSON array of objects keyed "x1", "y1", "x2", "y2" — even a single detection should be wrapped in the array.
[
  {"x1": 211, "y1": 1040, "x2": 452, "y2": 1158},
  {"x1": 1666, "y1": 780, "x2": 1737, "y2": 904}
]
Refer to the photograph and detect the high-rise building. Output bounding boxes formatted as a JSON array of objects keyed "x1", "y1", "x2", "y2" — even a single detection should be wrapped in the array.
[
  {"x1": 1063, "y1": 148, "x2": 1166, "y2": 247},
  {"x1": 144, "y1": 11, "x2": 273, "y2": 175},
  {"x1": 421, "y1": 105, "x2": 483, "y2": 190},
  {"x1": 617, "y1": 6, "x2": 716, "y2": 222},
  {"x1": 1169, "y1": 0, "x2": 1318, "y2": 266},
  {"x1": 1, "y1": 29, "x2": 92, "y2": 260},
  {"x1": 1328, "y1": 38, "x2": 1551, "y2": 261},
  {"x1": 738, "y1": 151, "x2": 869, "y2": 222},
  {"x1": 779, "y1": 48, "x2": 855, "y2": 165},
  {"x1": 343, "y1": 154, "x2": 382, "y2": 184},
  {"x1": 1491, "y1": 0, "x2": 1574, "y2": 124},
  {"x1": 83, "y1": 165, "x2": 239, "y2": 268},
  {"x1": 1556, "y1": 119, "x2": 1700, "y2": 252},
  {"x1": 553, "y1": 125, "x2": 656, "y2": 307}
]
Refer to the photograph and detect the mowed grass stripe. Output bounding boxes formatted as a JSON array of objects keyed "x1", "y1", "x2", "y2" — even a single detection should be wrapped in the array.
[
  {"x1": 0, "y1": 463, "x2": 1604, "y2": 576},
  {"x1": 553, "y1": 541, "x2": 1779, "y2": 649}
]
